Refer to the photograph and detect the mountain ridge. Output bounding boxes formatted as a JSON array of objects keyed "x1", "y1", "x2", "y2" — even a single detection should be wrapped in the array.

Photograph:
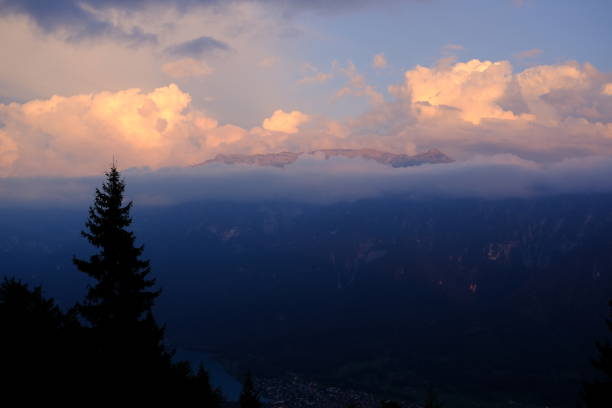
[{"x1": 196, "y1": 148, "x2": 453, "y2": 168}]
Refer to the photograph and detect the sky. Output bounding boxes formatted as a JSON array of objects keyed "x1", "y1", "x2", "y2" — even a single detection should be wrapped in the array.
[{"x1": 0, "y1": 0, "x2": 611, "y2": 182}]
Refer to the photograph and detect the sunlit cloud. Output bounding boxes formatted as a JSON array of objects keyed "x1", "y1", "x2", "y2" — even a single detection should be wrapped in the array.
[
  {"x1": 373, "y1": 53, "x2": 387, "y2": 69},
  {"x1": 398, "y1": 59, "x2": 523, "y2": 124},
  {"x1": 0, "y1": 84, "x2": 219, "y2": 176},
  {"x1": 262, "y1": 109, "x2": 310, "y2": 134},
  {"x1": 0, "y1": 84, "x2": 321, "y2": 176},
  {"x1": 1, "y1": 58, "x2": 612, "y2": 177}
]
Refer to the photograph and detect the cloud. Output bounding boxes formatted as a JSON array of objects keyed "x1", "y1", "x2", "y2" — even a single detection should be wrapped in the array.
[
  {"x1": 602, "y1": 83, "x2": 612, "y2": 96},
  {"x1": 389, "y1": 59, "x2": 612, "y2": 135},
  {"x1": 514, "y1": 48, "x2": 542, "y2": 60},
  {"x1": 0, "y1": 84, "x2": 324, "y2": 176},
  {"x1": 373, "y1": 53, "x2": 387, "y2": 69},
  {"x1": 298, "y1": 72, "x2": 333, "y2": 85},
  {"x1": 444, "y1": 44, "x2": 464, "y2": 51},
  {"x1": 162, "y1": 58, "x2": 213, "y2": 78},
  {"x1": 0, "y1": 0, "x2": 409, "y2": 49},
  {"x1": 5, "y1": 154, "x2": 612, "y2": 207},
  {"x1": 400, "y1": 59, "x2": 523, "y2": 124},
  {"x1": 297, "y1": 63, "x2": 333, "y2": 85},
  {"x1": 0, "y1": 2, "x2": 310, "y2": 129},
  {"x1": 262, "y1": 109, "x2": 310, "y2": 134},
  {"x1": 442, "y1": 44, "x2": 464, "y2": 57},
  {"x1": 0, "y1": 0, "x2": 157, "y2": 46},
  {"x1": 0, "y1": 84, "x2": 224, "y2": 176},
  {"x1": 376, "y1": 59, "x2": 612, "y2": 161},
  {"x1": 164, "y1": 35, "x2": 230, "y2": 58},
  {"x1": 1, "y1": 59, "x2": 612, "y2": 179},
  {"x1": 335, "y1": 61, "x2": 384, "y2": 105},
  {"x1": 0, "y1": 130, "x2": 18, "y2": 168}
]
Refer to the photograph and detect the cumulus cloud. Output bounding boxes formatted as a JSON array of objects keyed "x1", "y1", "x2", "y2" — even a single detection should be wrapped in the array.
[
  {"x1": 0, "y1": 84, "x2": 236, "y2": 176},
  {"x1": 262, "y1": 110, "x2": 310, "y2": 134},
  {"x1": 373, "y1": 53, "x2": 387, "y2": 69},
  {"x1": 399, "y1": 59, "x2": 524, "y2": 124},
  {"x1": 346, "y1": 58, "x2": 612, "y2": 163},
  {"x1": 0, "y1": 84, "x2": 325, "y2": 176},
  {"x1": 387, "y1": 59, "x2": 612, "y2": 143},
  {"x1": 162, "y1": 58, "x2": 213, "y2": 78},
  {"x1": 1, "y1": 58, "x2": 612, "y2": 178}
]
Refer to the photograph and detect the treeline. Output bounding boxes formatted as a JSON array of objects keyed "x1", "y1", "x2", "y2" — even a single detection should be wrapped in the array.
[
  {"x1": 1, "y1": 165, "x2": 610, "y2": 407},
  {"x1": 0, "y1": 165, "x2": 236, "y2": 405}
]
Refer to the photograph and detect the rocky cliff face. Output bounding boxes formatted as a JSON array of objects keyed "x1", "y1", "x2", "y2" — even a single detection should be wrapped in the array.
[
  {"x1": 197, "y1": 148, "x2": 453, "y2": 168},
  {"x1": 199, "y1": 151, "x2": 301, "y2": 168}
]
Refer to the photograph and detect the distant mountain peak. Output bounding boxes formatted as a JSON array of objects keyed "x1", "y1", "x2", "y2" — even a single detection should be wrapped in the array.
[
  {"x1": 196, "y1": 148, "x2": 453, "y2": 168},
  {"x1": 200, "y1": 152, "x2": 300, "y2": 168}
]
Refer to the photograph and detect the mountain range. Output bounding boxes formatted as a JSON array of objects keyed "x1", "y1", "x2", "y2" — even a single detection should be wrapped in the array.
[{"x1": 197, "y1": 148, "x2": 454, "y2": 168}]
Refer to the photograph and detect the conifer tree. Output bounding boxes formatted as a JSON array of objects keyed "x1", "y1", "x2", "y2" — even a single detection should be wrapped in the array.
[
  {"x1": 0, "y1": 278, "x2": 75, "y2": 387},
  {"x1": 423, "y1": 387, "x2": 444, "y2": 408},
  {"x1": 240, "y1": 370, "x2": 262, "y2": 408},
  {"x1": 196, "y1": 362, "x2": 225, "y2": 406},
  {"x1": 380, "y1": 400, "x2": 401, "y2": 408},
  {"x1": 581, "y1": 299, "x2": 612, "y2": 407},
  {"x1": 73, "y1": 164, "x2": 172, "y2": 388}
]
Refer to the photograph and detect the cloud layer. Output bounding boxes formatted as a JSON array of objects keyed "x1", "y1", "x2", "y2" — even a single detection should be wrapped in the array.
[
  {"x1": 4, "y1": 154, "x2": 612, "y2": 207},
  {"x1": 384, "y1": 59, "x2": 612, "y2": 160},
  {"x1": 1, "y1": 59, "x2": 611, "y2": 177},
  {"x1": 0, "y1": 84, "x2": 317, "y2": 176}
]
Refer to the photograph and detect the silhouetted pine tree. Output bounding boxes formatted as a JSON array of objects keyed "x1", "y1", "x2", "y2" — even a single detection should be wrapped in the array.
[
  {"x1": 380, "y1": 400, "x2": 401, "y2": 408},
  {"x1": 424, "y1": 387, "x2": 444, "y2": 408},
  {"x1": 580, "y1": 299, "x2": 612, "y2": 407},
  {"x1": 196, "y1": 362, "x2": 225, "y2": 406},
  {"x1": 73, "y1": 164, "x2": 172, "y2": 391},
  {"x1": 240, "y1": 370, "x2": 262, "y2": 408},
  {"x1": 0, "y1": 278, "x2": 82, "y2": 393}
]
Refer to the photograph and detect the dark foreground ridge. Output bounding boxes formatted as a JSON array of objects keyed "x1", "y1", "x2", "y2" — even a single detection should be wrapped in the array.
[{"x1": 197, "y1": 148, "x2": 454, "y2": 168}]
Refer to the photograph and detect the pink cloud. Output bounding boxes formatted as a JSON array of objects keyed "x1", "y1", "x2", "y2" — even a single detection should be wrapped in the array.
[{"x1": 1, "y1": 59, "x2": 612, "y2": 177}]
